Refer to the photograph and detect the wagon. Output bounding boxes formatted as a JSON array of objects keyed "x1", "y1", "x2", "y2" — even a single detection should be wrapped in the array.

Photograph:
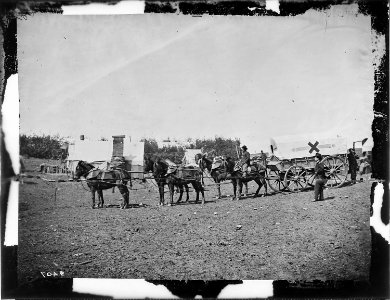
[{"x1": 263, "y1": 135, "x2": 350, "y2": 193}]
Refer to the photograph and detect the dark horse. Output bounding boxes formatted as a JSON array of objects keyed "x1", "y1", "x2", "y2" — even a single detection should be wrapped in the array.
[
  {"x1": 144, "y1": 157, "x2": 205, "y2": 206},
  {"x1": 196, "y1": 154, "x2": 247, "y2": 199},
  {"x1": 74, "y1": 160, "x2": 132, "y2": 209},
  {"x1": 166, "y1": 163, "x2": 206, "y2": 206},
  {"x1": 197, "y1": 154, "x2": 267, "y2": 200},
  {"x1": 144, "y1": 157, "x2": 189, "y2": 206},
  {"x1": 228, "y1": 160, "x2": 268, "y2": 200}
]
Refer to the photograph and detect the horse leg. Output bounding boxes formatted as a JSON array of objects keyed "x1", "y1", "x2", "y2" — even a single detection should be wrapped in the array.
[
  {"x1": 91, "y1": 187, "x2": 96, "y2": 209},
  {"x1": 98, "y1": 190, "x2": 104, "y2": 208},
  {"x1": 217, "y1": 182, "x2": 221, "y2": 199},
  {"x1": 124, "y1": 187, "x2": 129, "y2": 208},
  {"x1": 253, "y1": 179, "x2": 261, "y2": 198},
  {"x1": 168, "y1": 183, "x2": 175, "y2": 206},
  {"x1": 199, "y1": 183, "x2": 205, "y2": 205},
  {"x1": 263, "y1": 178, "x2": 268, "y2": 196},
  {"x1": 177, "y1": 184, "x2": 184, "y2": 203},
  {"x1": 158, "y1": 182, "x2": 164, "y2": 206},
  {"x1": 194, "y1": 182, "x2": 200, "y2": 203},
  {"x1": 184, "y1": 184, "x2": 190, "y2": 202},
  {"x1": 243, "y1": 181, "x2": 248, "y2": 197},
  {"x1": 237, "y1": 180, "x2": 243, "y2": 200},
  {"x1": 232, "y1": 180, "x2": 237, "y2": 200}
]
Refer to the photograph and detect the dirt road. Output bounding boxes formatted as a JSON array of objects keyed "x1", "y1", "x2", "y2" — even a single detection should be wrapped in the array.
[{"x1": 18, "y1": 158, "x2": 371, "y2": 285}]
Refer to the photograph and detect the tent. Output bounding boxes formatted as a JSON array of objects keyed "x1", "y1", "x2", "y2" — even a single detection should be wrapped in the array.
[
  {"x1": 182, "y1": 149, "x2": 202, "y2": 166},
  {"x1": 66, "y1": 138, "x2": 144, "y2": 178},
  {"x1": 270, "y1": 133, "x2": 348, "y2": 160},
  {"x1": 66, "y1": 140, "x2": 112, "y2": 175},
  {"x1": 123, "y1": 140, "x2": 145, "y2": 179}
]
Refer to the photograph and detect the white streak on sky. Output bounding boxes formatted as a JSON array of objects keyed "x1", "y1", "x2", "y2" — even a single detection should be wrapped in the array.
[{"x1": 62, "y1": 1, "x2": 145, "y2": 15}]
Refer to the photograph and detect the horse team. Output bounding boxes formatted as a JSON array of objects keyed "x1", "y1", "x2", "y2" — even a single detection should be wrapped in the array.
[{"x1": 75, "y1": 153, "x2": 268, "y2": 209}]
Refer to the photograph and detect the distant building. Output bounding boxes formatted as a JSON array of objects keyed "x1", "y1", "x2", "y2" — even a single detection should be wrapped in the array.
[{"x1": 157, "y1": 138, "x2": 191, "y2": 149}]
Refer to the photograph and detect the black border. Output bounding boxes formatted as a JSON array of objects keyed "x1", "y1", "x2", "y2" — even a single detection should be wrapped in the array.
[{"x1": 1, "y1": 0, "x2": 388, "y2": 298}]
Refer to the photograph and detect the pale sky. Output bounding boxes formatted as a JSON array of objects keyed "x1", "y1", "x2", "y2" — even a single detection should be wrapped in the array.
[{"x1": 18, "y1": 4, "x2": 375, "y2": 152}]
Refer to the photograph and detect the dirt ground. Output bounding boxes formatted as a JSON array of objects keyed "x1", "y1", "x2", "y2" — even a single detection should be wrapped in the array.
[{"x1": 18, "y1": 158, "x2": 371, "y2": 285}]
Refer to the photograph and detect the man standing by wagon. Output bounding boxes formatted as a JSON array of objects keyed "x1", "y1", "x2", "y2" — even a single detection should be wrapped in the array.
[
  {"x1": 240, "y1": 145, "x2": 250, "y2": 177},
  {"x1": 313, "y1": 153, "x2": 326, "y2": 202},
  {"x1": 347, "y1": 148, "x2": 359, "y2": 184}
]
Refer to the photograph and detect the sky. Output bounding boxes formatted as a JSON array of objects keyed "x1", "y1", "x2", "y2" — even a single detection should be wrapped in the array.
[{"x1": 17, "y1": 4, "x2": 376, "y2": 152}]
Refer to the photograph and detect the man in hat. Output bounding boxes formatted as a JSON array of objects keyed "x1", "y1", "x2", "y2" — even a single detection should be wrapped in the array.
[
  {"x1": 347, "y1": 148, "x2": 359, "y2": 184},
  {"x1": 313, "y1": 152, "x2": 327, "y2": 202},
  {"x1": 240, "y1": 145, "x2": 250, "y2": 177}
]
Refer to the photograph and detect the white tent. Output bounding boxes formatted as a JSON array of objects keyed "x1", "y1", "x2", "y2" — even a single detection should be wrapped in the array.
[
  {"x1": 66, "y1": 138, "x2": 144, "y2": 178},
  {"x1": 270, "y1": 133, "x2": 348, "y2": 160},
  {"x1": 123, "y1": 140, "x2": 145, "y2": 179},
  {"x1": 67, "y1": 140, "x2": 112, "y2": 162},
  {"x1": 66, "y1": 140, "x2": 112, "y2": 175},
  {"x1": 182, "y1": 149, "x2": 202, "y2": 166}
]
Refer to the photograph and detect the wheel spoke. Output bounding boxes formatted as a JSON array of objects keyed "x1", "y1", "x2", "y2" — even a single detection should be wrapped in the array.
[
  {"x1": 288, "y1": 180, "x2": 295, "y2": 189},
  {"x1": 334, "y1": 173, "x2": 343, "y2": 183},
  {"x1": 327, "y1": 160, "x2": 333, "y2": 169},
  {"x1": 334, "y1": 164, "x2": 343, "y2": 171}
]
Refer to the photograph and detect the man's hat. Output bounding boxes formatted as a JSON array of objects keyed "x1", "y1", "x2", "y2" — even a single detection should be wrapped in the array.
[
  {"x1": 315, "y1": 153, "x2": 322, "y2": 160},
  {"x1": 241, "y1": 145, "x2": 247, "y2": 150}
]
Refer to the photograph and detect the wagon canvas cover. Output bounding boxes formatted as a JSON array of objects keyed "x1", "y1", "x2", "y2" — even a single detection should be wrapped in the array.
[
  {"x1": 270, "y1": 134, "x2": 348, "y2": 160},
  {"x1": 182, "y1": 149, "x2": 202, "y2": 166}
]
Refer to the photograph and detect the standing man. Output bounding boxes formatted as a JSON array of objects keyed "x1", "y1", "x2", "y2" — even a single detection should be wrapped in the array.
[
  {"x1": 313, "y1": 153, "x2": 327, "y2": 202},
  {"x1": 347, "y1": 148, "x2": 359, "y2": 184},
  {"x1": 240, "y1": 145, "x2": 250, "y2": 177}
]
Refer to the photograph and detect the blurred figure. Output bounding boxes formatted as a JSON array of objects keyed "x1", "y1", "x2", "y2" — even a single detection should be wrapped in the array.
[
  {"x1": 347, "y1": 148, "x2": 359, "y2": 184},
  {"x1": 359, "y1": 151, "x2": 371, "y2": 177},
  {"x1": 260, "y1": 150, "x2": 267, "y2": 167},
  {"x1": 313, "y1": 153, "x2": 326, "y2": 202},
  {"x1": 240, "y1": 145, "x2": 250, "y2": 177}
]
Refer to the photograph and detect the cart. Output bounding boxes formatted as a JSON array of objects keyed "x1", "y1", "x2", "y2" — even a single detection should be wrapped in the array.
[{"x1": 264, "y1": 135, "x2": 349, "y2": 193}]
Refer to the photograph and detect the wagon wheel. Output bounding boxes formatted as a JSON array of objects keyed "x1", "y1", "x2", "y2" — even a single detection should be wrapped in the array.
[
  {"x1": 267, "y1": 170, "x2": 287, "y2": 193},
  {"x1": 304, "y1": 168, "x2": 316, "y2": 189},
  {"x1": 322, "y1": 156, "x2": 348, "y2": 188},
  {"x1": 284, "y1": 165, "x2": 307, "y2": 192},
  {"x1": 305, "y1": 173, "x2": 316, "y2": 188}
]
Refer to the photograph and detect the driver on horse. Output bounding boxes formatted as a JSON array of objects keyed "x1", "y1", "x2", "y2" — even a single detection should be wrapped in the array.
[{"x1": 240, "y1": 145, "x2": 251, "y2": 177}]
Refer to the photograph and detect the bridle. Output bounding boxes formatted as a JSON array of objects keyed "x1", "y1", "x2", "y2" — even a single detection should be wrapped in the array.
[{"x1": 77, "y1": 161, "x2": 95, "y2": 177}]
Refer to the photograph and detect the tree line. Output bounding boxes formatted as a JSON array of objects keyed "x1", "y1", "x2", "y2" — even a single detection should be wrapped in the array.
[
  {"x1": 20, "y1": 134, "x2": 64, "y2": 159},
  {"x1": 144, "y1": 137, "x2": 241, "y2": 164},
  {"x1": 20, "y1": 134, "x2": 241, "y2": 162}
]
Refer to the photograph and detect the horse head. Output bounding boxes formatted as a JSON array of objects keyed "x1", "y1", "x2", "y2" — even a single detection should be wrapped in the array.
[
  {"x1": 75, "y1": 160, "x2": 94, "y2": 179},
  {"x1": 144, "y1": 156, "x2": 154, "y2": 173},
  {"x1": 196, "y1": 154, "x2": 213, "y2": 173},
  {"x1": 153, "y1": 159, "x2": 168, "y2": 176},
  {"x1": 225, "y1": 158, "x2": 236, "y2": 174}
]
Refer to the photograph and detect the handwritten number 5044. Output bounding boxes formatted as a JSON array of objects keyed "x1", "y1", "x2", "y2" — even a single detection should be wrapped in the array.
[{"x1": 41, "y1": 271, "x2": 64, "y2": 278}]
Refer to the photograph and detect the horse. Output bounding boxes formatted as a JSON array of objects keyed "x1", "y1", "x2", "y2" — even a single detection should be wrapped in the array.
[
  {"x1": 165, "y1": 163, "x2": 206, "y2": 205},
  {"x1": 144, "y1": 157, "x2": 190, "y2": 206},
  {"x1": 74, "y1": 160, "x2": 132, "y2": 209},
  {"x1": 228, "y1": 160, "x2": 268, "y2": 200},
  {"x1": 196, "y1": 154, "x2": 248, "y2": 199}
]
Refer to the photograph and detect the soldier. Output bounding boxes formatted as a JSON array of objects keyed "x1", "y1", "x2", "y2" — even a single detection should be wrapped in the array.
[
  {"x1": 313, "y1": 153, "x2": 326, "y2": 202},
  {"x1": 240, "y1": 145, "x2": 250, "y2": 177},
  {"x1": 347, "y1": 148, "x2": 359, "y2": 184}
]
